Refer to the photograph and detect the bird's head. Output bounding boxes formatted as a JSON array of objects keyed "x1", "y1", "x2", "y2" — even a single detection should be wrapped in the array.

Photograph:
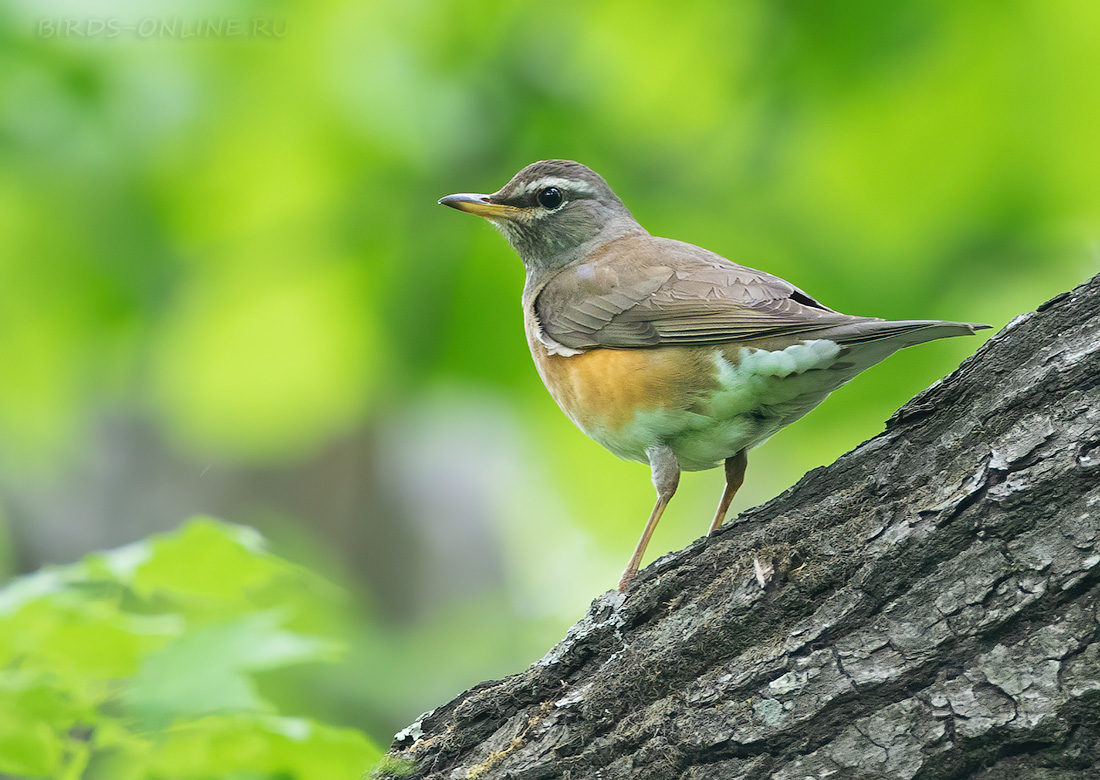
[{"x1": 439, "y1": 160, "x2": 647, "y2": 275}]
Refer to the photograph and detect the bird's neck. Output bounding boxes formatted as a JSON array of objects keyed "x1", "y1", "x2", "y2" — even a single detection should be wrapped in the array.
[{"x1": 519, "y1": 220, "x2": 649, "y2": 283}]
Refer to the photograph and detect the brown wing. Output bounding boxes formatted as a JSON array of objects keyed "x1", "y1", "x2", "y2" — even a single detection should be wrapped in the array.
[
  {"x1": 535, "y1": 235, "x2": 986, "y2": 350},
  {"x1": 534, "y1": 235, "x2": 872, "y2": 349}
]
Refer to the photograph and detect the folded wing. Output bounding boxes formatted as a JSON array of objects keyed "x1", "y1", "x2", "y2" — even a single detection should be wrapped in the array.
[{"x1": 535, "y1": 236, "x2": 986, "y2": 350}]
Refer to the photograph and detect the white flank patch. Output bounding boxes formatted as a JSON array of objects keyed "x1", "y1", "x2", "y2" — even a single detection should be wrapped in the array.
[
  {"x1": 736, "y1": 339, "x2": 841, "y2": 378},
  {"x1": 706, "y1": 339, "x2": 841, "y2": 419}
]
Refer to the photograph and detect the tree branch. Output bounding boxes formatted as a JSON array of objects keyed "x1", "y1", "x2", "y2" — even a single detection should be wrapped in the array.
[{"x1": 380, "y1": 274, "x2": 1100, "y2": 780}]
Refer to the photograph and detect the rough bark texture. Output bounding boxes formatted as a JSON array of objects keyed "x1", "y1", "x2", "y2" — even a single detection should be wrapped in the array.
[{"x1": 380, "y1": 274, "x2": 1100, "y2": 780}]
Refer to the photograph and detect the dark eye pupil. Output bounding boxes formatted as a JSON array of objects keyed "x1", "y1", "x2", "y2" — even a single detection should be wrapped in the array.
[{"x1": 538, "y1": 187, "x2": 563, "y2": 209}]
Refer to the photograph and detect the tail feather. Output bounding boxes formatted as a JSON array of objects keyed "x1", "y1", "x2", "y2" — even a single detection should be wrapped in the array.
[{"x1": 817, "y1": 319, "x2": 990, "y2": 348}]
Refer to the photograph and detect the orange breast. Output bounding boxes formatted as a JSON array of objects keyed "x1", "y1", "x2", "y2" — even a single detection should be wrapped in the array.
[{"x1": 527, "y1": 336, "x2": 715, "y2": 436}]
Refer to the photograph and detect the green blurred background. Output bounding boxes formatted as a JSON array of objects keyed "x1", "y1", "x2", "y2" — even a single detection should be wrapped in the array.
[{"x1": 2, "y1": 0, "x2": 1098, "y2": 755}]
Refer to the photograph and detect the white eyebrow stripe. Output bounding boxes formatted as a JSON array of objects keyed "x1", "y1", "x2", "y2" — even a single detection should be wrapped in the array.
[{"x1": 520, "y1": 176, "x2": 596, "y2": 198}]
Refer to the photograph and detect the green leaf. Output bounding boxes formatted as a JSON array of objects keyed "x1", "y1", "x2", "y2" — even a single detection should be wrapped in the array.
[
  {"x1": 2, "y1": 598, "x2": 178, "y2": 681},
  {"x1": 0, "y1": 672, "x2": 71, "y2": 776},
  {"x1": 124, "y1": 610, "x2": 340, "y2": 727},
  {"x1": 0, "y1": 518, "x2": 381, "y2": 778},
  {"x1": 130, "y1": 518, "x2": 280, "y2": 603},
  {"x1": 146, "y1": 714, "x2": 381, "y2": 780},
  {"x1": 0, "y1": 716, "x2": 61, "y2": 776}
]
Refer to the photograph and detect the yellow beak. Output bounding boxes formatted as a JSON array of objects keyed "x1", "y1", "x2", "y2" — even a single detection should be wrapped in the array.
[{"x1": 438, "y1": 192, "x2": 525, "y2": 220}]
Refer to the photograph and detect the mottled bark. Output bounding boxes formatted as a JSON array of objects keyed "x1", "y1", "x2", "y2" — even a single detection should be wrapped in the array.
[{"x1": 380, "y1": 274, "x2": 1100, "y2": 780}]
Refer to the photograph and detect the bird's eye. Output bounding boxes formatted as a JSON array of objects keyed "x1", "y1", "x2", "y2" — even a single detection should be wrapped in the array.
[{"x1": 537, "y1": 187, "x2": 564, "y2": 210}]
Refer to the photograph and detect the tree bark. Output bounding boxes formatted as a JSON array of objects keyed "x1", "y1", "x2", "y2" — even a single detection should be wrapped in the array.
[{"x1": 380, "y1": 274, "x2": 1100, "y2": 780}]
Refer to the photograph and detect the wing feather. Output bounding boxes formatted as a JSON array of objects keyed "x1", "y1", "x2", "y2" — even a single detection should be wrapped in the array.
[{"x1": 534, "y1": 236, "x2": 982, "y2": 350}]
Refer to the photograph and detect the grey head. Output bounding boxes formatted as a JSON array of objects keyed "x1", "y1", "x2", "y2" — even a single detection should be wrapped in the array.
[{"x1": 439, "y1": 160, "x2": 648, "y2": 277}]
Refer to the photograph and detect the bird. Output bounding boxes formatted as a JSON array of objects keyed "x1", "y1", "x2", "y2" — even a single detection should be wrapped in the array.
[{"x1": 440, "y1": 160, "x2": 988, "y2": 592}]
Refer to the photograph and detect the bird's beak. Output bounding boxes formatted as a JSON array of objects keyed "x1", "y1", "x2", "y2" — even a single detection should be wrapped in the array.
[{"x1": 438, "y1": 192, "x2": 524, "y2": 220}]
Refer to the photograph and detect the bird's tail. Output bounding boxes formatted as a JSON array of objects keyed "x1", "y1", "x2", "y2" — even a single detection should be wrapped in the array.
[
  {"x1": 818, "y1": 319, "x2": 991, "y2": 348},
  {"x1": 796, "y1": 318, "x2": 990, "y2": 379}
]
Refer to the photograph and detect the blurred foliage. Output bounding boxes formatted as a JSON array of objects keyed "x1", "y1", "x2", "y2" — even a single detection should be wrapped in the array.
[
  {"x1": 0, "y1": 518, "x2": 380, "y2": 778},
  {"x1": 1, "y1": 0, "x2": 1099, "y2": 764}
]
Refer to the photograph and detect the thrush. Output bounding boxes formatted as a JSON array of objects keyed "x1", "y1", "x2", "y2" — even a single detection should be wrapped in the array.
[{"x1": 440, "y1": 160, "x2": 988, "y2": 592}]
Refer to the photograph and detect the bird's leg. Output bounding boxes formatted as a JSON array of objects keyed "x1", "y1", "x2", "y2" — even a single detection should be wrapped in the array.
[
  {"x1": 618, "y1": 443, "x2": 680, "y2": 592},
  {"x1": 708, "y1": 449, "x2": 748, "y2": 534}
]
